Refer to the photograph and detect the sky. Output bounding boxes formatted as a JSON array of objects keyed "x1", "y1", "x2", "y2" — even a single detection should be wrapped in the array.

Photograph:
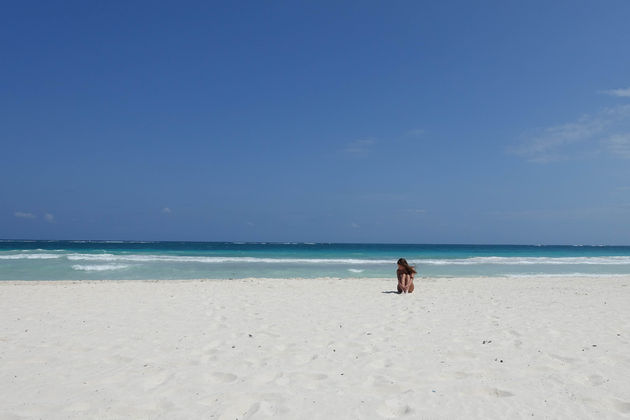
[{"x1": 2, "y1": 1, "x2": 630, "y2": 244}]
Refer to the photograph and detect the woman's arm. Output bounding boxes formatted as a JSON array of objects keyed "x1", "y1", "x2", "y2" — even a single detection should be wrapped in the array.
[{"x1": 403, "y1": 273, "x2": 410, "y2": 290}]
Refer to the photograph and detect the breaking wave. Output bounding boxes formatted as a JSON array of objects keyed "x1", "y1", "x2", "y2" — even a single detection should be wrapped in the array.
[
  {"x1": 0, "y1": 253, "x2": 63, "y2": 260},
  {"x1": 71, "y1": 264, "x2": 130, "y2": 271},
  {"x1": 3, "y1": 252, "x2": 630, "y2": 266},
  {"x1": 420, "y1": 256, "x2": 630, "y2": 265}
]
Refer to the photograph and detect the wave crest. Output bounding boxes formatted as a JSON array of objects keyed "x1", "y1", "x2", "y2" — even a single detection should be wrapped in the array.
[
  {"x1": 4, "y1": 252, "x2": 630, "y2": 266},
  {"x1": 71, "y1": 264, "x2": 130, "y2": 271},
  {"x1": 0, "y1": 253, "x2": 63, "y2": 260}
]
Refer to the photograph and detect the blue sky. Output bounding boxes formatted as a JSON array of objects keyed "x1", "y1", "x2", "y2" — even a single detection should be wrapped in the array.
[{"x1": 2, "y1": 1, "x2": 630, "y2": 244}]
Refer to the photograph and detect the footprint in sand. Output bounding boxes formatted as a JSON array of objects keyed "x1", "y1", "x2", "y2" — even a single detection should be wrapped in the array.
[
  {"x1": 588, "y1": 374, "x2": 606, "y2": 386},
  {"x1": 367, "y1": 375, "x2": 405, "y2": 393},
  {"x1": 367, "y1": 358, "x2": 393, "y2": 369},
  {"x1": 509, "y1": 329, "x2": 522, "y2": 337},
  {"x1": 290, "y1": 372, "x2": 327, "y2": 381},
  {"x1": 549, "y1": 353, "x2": 577, "y2": 364},
  {"x1": 376, "y1": 398, "x2": 413, "y2": 418},
  {"x1": 285, "y1": 372, "x2": 328, "y2": 390},
  {"x1": 143, "y1": 371, "x2": 174, "y2": 391},
  {"x1": 611, "y1": 399, "x2": 630, "y2": 413},
  {"x1": 210, "y1": 372, "x2": 238, "y2": 383},
  {"x1": 291, "y1": 353, "x2": 318, "y2": 365},
  {"x1": 243, "y1": 400, "x2": 284, "y2": 418},
  {"x1": 487, "y1": 387, "x2": 514, "y2": 398},
  {"x1": 248, "y1": 370, "x2": 286, "y2": 386}
]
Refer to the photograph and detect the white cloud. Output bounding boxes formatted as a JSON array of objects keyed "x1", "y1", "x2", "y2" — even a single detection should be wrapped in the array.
[
  {"x1": 162, "y1": 207, "x2": 172, "y2": 214},
  {"x1": 606, "y1": 134, "x2": 630, "y2": 158},
  {"x1": 602, "y1": 88, "x2": 630, "y2": 97},
  {"x1": 44, "y1": 213, "x2": 54, "y2": 222},
  {"x1": 404, "y1": 209, "x2": 427, "y2": 215},
  {"x1": 404, "y1": 128, "x2": 425, "y2": 137},
  {"x1": 513, "y1": 105, "x2": 630, "y2": 163},
  {"x1": 351, "y1": 222, "x2": 360, "y2": 228},
  {"x1": 341, "y1": 138, "x2": 376, "y2": 157},
  {"x1": 514, "y1": 116, "x2": 606, "y2": 162},
  {"x1": 14, "y1": 211, "x2": 36, "y2": 219}
]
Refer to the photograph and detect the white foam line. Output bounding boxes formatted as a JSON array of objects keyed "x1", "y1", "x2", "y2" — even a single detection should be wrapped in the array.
[
  {"x1": 0, "y1": 253, "x2": 63, "y2": 260},
  {"x1": 64, "y1": 254, "x2": 395, "y2": 264},
  {"x1": 421, "y1": 256, "x2": 630, "y2": 265},
  {"x1": 62, "y1": 254, "x2": 630, "y2": 265},
  {"x1": 71, "y1": 264, "x2": 130, "y2": 271},
  {"x1": 3, "y1": 253, "x2": 630, "y2": 265}
]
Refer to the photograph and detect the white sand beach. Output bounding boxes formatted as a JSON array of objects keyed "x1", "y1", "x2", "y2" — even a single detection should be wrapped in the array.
[{"x1": 2, "y1": 276, "x2": 630, "y2": 419}]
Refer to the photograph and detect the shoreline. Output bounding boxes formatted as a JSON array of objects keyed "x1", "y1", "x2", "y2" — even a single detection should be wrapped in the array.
[
  {"x1": 2, "y1": 276, "x2": 630, "y2": 418},
  {"x1": 3, "y1": 272, "x2": 630, "y2": 285}
]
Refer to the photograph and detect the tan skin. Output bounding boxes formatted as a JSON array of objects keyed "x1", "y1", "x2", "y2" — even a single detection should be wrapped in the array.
[{"x1": 396, "y1": 264, "x2": 415, "y2": 294}]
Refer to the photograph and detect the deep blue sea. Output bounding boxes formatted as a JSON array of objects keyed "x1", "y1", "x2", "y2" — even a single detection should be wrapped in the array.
[{"x1": 2, "y1": 240, "x2": 630, "y2": 280}]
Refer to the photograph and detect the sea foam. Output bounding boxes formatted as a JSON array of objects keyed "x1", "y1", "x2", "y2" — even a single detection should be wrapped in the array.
[
  {"x1": 71, "y1": 264, "x2": 130, "y2": 271},
  {"x1": 4, "y1": 252, "x2": 630, "y2": 266},
  {"x1": 0, "y1": 253, "x2": 63, "y2": 259},
  {"x1": 51, "y1": 254, "x2": 630, "y2": 265},
  {"x1": 420, "y1": 256, "x2": 630, "y2": 265}
]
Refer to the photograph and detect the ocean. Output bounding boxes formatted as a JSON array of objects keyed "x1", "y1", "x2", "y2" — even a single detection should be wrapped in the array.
[{"x1": 2, "y1": 240, "x2": 630, "y2": 281}]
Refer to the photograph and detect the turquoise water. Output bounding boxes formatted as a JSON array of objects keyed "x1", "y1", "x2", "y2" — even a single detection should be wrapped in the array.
[{"x1": 2, "y1": 241, "x2": 630, "y2": 280}]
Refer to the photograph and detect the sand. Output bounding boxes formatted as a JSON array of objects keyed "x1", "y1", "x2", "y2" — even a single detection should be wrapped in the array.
[{"x1": 1, "y1": 276, "x2": 630, "y2": 419}]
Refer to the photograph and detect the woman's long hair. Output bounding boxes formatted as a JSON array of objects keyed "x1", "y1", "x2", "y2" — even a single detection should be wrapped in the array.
[{"x1": 397, "y1": 258, "x2": 417, "y2": 275}]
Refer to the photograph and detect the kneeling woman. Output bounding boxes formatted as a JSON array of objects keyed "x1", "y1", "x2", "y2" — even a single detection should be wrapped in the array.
[{"x1": 396, "y1": 258, "x2": 416, "y2": 294}]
